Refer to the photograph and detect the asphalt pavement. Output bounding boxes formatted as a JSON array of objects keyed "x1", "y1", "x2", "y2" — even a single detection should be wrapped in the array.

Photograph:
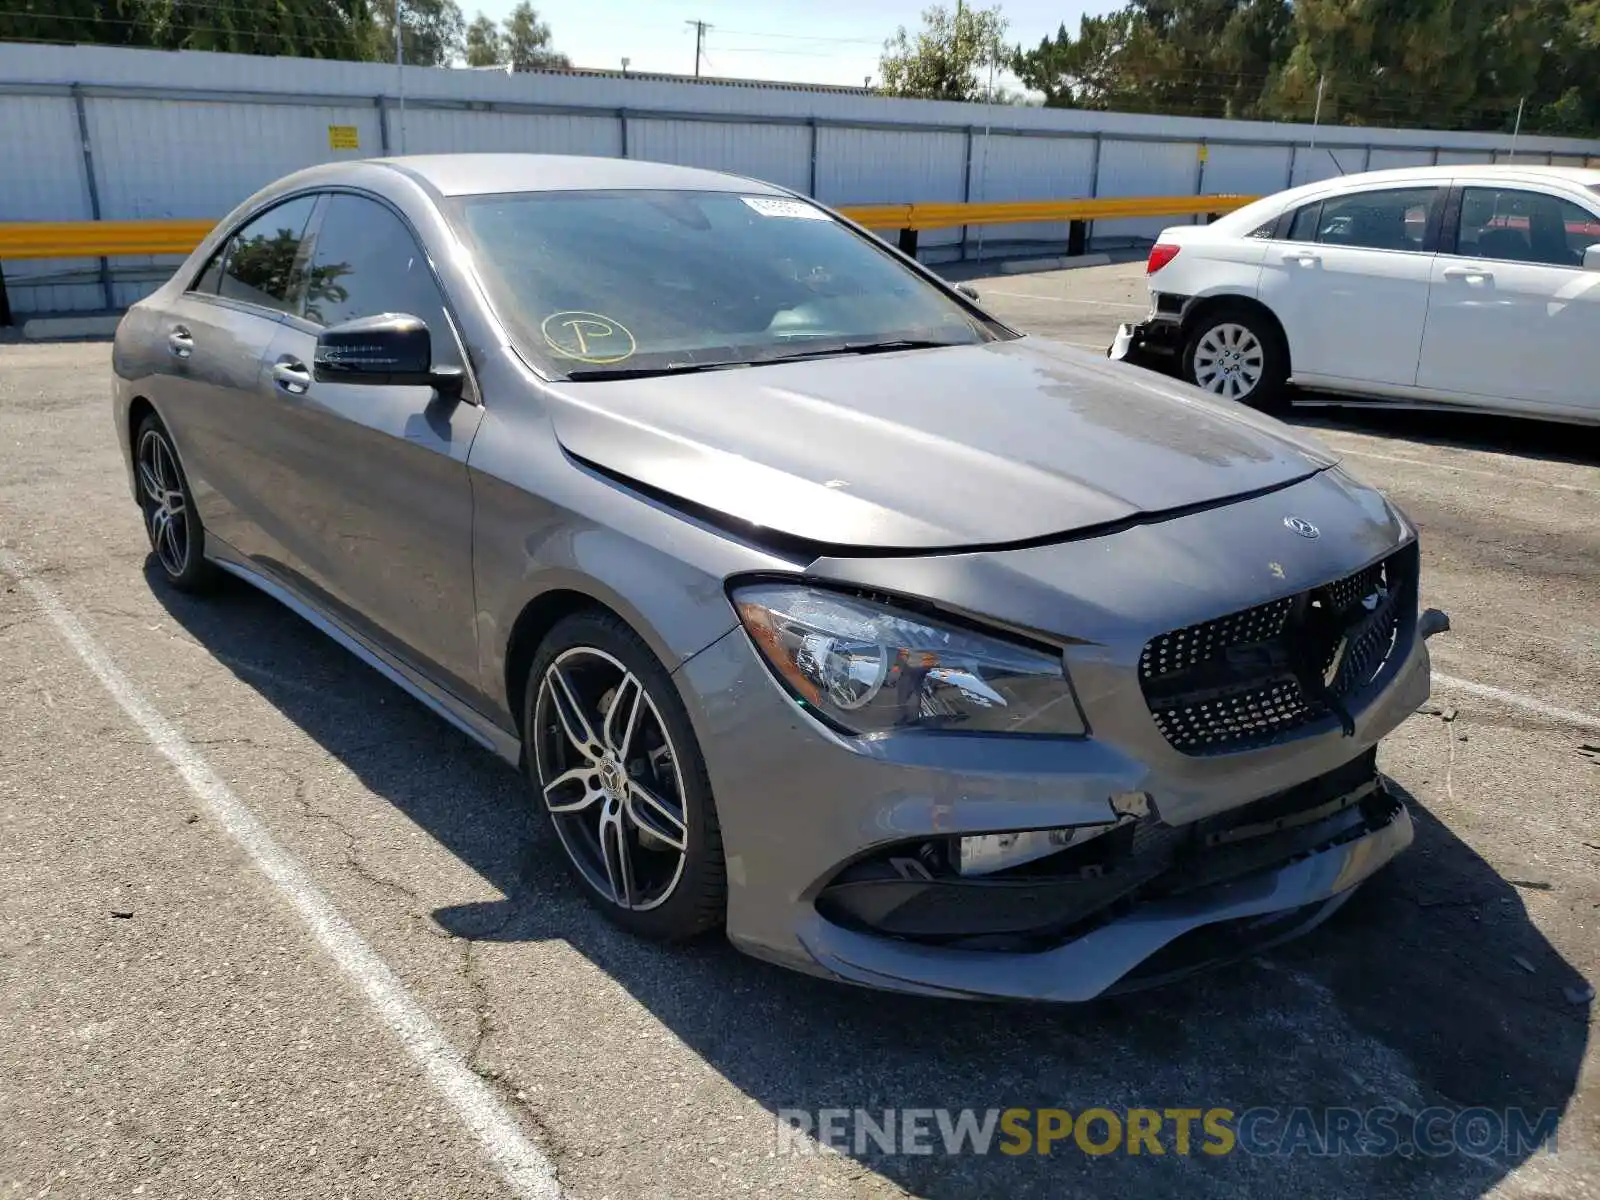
[{"x1": 1, "y1": 262, "x2": 1596, "y2": 1199}]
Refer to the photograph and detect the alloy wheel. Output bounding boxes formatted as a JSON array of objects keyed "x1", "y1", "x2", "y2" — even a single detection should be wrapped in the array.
[
  {"x1": 1192, "y1": 322, "x2": 1265, "y2": 400},
  {"x1": 532, "y1": 646, "x2": 690, "y2": 911},
  {"x1": 137, "y1": 428, "x2": 191, "y2": 577}
]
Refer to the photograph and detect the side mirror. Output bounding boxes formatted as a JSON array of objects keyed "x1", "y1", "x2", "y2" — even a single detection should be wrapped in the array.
[
  {"x1": 956, "y1": 283, "x2": 980, "y2": 301},
  {"x1": 313, "y1": 313, "x2": 463, "y2": 396},
  {"x1": 1584, "y1": 244, "x2": 1600, "y2": 271}
]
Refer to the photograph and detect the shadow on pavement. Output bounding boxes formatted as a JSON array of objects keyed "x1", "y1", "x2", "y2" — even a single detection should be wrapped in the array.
[
  {"x1": 1284, "y1": 403, "x2": 1600, "y2": 468},
  {"x1": 150, "y1": 564, "x2": 1590, "y2": 1199}
]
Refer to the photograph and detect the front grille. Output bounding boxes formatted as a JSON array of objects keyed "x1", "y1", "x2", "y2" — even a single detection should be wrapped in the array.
[{"x1": 1139, "y1": 545, "x2": 1416, "y2": 756}]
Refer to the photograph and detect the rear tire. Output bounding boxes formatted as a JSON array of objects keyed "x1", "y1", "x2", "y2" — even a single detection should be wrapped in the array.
[
  {"x1": 522, "y1": 610, "x2": 725, "y2": 942},
  {"x1": 1181, "y1": 304, "x2": 1289, "y2": 411},
  {"x1": 134, "y1": 413, "x2": 217, "y2": 593}
]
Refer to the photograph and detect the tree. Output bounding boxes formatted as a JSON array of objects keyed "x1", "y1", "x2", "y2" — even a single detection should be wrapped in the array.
[
  {"x1": 502, "y1": 1, "x2": 569, "y2": 70},
  {"x1": 0, "y1": 0, "x2": 378, "y2": 60},
  {"x1": 879, "y1": 3, "x2": 1009, "y2": 102},
  {"x1": 366, "y1": 0, "x2": 464, "y2": 66},
  {"x1": 464, "y1": 11, "x2": 503, "y2": 65},
  {"x1": 1015, "y1": 2, "x2": 1289, "y2": 118}
]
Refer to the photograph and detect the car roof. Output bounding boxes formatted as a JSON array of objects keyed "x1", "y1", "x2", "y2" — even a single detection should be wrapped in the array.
[
  {"x1": 369, "y1": 153, "x2": 790, "y2": 198},
  {"x1": 1313, "y1": 162, "x2": 1600, "y2": 186},
  {"x1": 1208, "y1": 161, "x2": 1600, "y2": 232}
]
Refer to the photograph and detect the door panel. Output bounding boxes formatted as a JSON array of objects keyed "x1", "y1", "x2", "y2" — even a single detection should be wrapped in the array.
[
  {"x1": 1258, "y1": 186, "x2": 1441, "y2": 387},
  {"x1": 156, "y1": 297, "x2": 288, "y2": 557},
  {"x1": 241, "y1": 192, "x2": 486, "y2": 702},
  {"x1": 1416, "y1": 185, "x2": 1600, "y2": 415},
  {"x1": 256, "y1": 323, "x2": 484, "y2": 697},
  {"x1": 150, "y1": 194, "x2": 320, "y2": 559}
]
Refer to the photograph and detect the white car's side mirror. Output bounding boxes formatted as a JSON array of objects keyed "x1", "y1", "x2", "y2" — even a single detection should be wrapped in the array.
[{"x1": 1584, "y1": 243, "x2": 1600, "y2": 271}]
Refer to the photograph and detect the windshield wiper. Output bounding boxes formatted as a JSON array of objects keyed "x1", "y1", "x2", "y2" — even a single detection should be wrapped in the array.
[
  {"x1": 563, "y1": 339, "x2": 967, "y2": 380},
  {"x1": 564, "y1": 361, "x2": 752, "y2": 382},
  {"x1": 760, "y1": 338, "x2": 968, "y2": 364}
]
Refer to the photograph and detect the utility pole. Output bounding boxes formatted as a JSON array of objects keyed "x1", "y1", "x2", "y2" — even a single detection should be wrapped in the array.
[
  {"x1": 685, "y1": 19, "x2": 709, "y2": 77},
  {"x1": 394, "y1": 0, "x2": 406, "y2": 154}
]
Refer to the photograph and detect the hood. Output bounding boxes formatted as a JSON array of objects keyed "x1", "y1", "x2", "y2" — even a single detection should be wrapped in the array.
[{"x1": 546, "y1": 338, "x2": 1338, "y2": 552}]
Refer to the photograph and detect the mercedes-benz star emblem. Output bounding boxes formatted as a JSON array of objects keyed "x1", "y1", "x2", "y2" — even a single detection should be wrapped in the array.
[{"x1": 1284, "y1": 516, "x2": 1320, "y2": 539}]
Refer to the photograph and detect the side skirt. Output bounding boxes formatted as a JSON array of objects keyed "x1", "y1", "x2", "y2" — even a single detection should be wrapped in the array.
[{"x1": 207, "y1": 546, "x2": 523, "y2": 766}]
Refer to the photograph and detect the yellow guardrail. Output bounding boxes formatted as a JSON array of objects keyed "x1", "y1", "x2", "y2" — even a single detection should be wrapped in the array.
[
  {"x1": 0, "y1": 219, "x2": 218, "y2": 260},
  {"x1": 0, "y1": 195, "x2": 1259, "y2": 260}
]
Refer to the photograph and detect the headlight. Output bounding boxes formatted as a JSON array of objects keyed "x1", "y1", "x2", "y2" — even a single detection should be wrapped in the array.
[{"x1": 731, "y1": 583, "x2": 1085, "y2": 736}]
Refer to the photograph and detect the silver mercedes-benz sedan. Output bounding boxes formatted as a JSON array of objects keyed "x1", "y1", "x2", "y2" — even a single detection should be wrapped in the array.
[{"x1": 112, "y1": 153, "x2": 1439, "y2": 1000}]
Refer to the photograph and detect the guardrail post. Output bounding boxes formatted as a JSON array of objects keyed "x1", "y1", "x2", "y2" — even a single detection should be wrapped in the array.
[
  {"x1": 1067, "y1": 220, "x2": 1087, "y2": 257},
  {"x1": 620, "y1": 109, "x2": 629, "y2": 158},
  {"x1": 897, "y1": 228, "x2": 919, "y2": 258},
  {"x1": 0, "y1": 261, "x2": 12, "y2": 327},
  {"x1": 71, "y1": 84, "x2": 116, "y2": 312}
]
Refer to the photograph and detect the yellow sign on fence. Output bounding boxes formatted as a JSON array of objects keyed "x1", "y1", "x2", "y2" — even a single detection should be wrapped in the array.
[{"x1": 328, "y1": 125, "x2": 360, "y2": 151}]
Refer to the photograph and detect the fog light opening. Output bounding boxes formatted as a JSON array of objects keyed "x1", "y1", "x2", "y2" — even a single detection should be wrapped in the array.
[{"x1": 957, "y1": 823, "x2": 1121, "y2": 877}]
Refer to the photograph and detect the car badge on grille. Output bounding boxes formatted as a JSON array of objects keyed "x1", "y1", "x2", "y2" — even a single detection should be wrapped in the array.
[{"x1": 1283, "y1": 516, "x2": 1320, "y2": 539}]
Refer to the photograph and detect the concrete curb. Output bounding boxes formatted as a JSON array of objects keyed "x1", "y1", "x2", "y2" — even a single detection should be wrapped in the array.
[
  {"x1": 22, "y1": 315, "x2": 121, "y2": 340},
  {"x1": 997, "y1": 253, "x2": 1112, "y2": 275}
]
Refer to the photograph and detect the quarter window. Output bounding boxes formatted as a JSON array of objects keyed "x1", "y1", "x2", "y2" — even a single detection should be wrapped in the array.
[
  {"x1": 215, "y1": 196, "x2": 319, "y2": 312},
  {"x1": 1456, "y1": 187, "x2": 1600, "y2": 267},
  {"x1": 1299, "y1": 188, "x2": 1440, "y2": 252},
  {"x1": 297, "y1": 194, "x2": 461, "y2": 368}
]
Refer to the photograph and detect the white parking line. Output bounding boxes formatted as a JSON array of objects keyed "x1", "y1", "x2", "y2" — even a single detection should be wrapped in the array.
[
  {"x1": 1329, "y1": 445, "x2": 1600, "y2": 497},
  {"x1": 981, "y1": 289, "x2": 1149, "y2": 309},
  {"x1": 0, "y1": 550, "x2": 564, "y2": 1200},
  {"x1": 1432, "y1": 672, "x2": 1600, "y2": 734}
]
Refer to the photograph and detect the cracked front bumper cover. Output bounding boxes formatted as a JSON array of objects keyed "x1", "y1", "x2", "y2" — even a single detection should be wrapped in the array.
[{"x1": 799, "y1": 786, "x2": 1412, "y2": 1002}]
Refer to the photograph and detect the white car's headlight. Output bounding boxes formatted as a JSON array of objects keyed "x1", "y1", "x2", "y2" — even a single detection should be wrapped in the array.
[{"x1": 731, "y1": 583, "x2": 1085, "y2": 737}]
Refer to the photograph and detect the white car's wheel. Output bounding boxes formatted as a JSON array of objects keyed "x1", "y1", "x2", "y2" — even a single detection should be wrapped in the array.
[{"x1": 1182, "y1": 306, "x2": 1288, "y2": 410}]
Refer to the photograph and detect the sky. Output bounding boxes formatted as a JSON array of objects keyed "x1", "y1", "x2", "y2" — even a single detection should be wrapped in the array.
[{"x1": 466, "y1": 0, "x2": 1120, "y2": 89}]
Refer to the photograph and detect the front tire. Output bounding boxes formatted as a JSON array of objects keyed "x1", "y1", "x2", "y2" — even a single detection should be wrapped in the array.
[
  {"x1": 1181, "y1": 305, "x2": 1288, "y2": 410},
  {"x1": 523, "y1": 611, "x2": 725, "y2": 941},
  {"x1": 134, "y1": 414, "x2": 216, "y2": 592}
]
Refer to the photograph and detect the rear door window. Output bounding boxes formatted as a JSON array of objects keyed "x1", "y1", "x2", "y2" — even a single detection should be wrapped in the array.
[
  {"x1": 1307, "y1": 188, "x2": 1441, "y2": 252},
  {"x1": 1454, "y1": 186, "x2": 1600, "y2": 266},
  {"x1": 215, "y1": 195, "x2": 319, "y2": 313}
]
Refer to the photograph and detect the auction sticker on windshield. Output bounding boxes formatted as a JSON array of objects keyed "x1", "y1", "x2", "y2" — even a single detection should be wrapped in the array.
[{"x1": 742, "y1": 197, "x2": 829, "y2": 220}]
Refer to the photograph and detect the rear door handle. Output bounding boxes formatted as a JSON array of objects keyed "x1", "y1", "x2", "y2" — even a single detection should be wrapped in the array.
[
  {"x1": 272, "y1": 359, "x2": 312, "y2": 395},
  {"x1": 1442, "y1": 266, "x2": 1492, "y2": 283},
  {"x1": 166, "y1": 327, "x2": 193, "y2": 358},
  {"x1": 1282, "y1": 250, "x2": 1322, "y2": 267}
]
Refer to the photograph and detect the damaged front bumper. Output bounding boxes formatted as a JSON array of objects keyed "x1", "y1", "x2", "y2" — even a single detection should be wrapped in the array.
[
  {"x1": 1108, "y1": 314, "x2": 1184, "y2": 365},
  {"x1": 799, "y1": 750, "x2": 1412, "y2": 1001}
]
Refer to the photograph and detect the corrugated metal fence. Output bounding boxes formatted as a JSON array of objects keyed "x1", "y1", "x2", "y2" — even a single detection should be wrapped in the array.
[{"x1": 3, "y1": 41, "x2": 1599, "y2": 315}]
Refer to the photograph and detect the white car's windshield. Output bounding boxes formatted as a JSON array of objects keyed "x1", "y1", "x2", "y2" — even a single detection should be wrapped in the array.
[{"x1": 451, "y1": 188, "x2": 1008, "y2": 379}]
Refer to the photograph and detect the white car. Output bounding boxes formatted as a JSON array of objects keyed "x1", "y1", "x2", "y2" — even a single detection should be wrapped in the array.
[{"x1": 1110, "y1": 164, "x2": 1600, "y2": 425}]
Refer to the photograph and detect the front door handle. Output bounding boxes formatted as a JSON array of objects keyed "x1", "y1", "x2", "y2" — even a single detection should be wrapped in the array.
[
  {"x1": 166, "y1": 327, "x2": 194, "y2": 358},
  {"x1": 1442, "y1": 266, "x2": 1493, "y2": 284},
  {"x1": 272, "y1": 359, "x2": 312, "y2": 395},
  {"x1": 1282, "y1": 250, "x2": 1322, "y2": 267}
]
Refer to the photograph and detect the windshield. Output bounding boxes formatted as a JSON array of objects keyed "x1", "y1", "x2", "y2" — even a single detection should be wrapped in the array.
[{"x1": 451, "y1": 189, "x2": 1009, "y2": 379}]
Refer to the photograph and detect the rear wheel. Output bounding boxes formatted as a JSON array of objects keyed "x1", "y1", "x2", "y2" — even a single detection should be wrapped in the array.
[
  {"x1": 1182, "y1": 305, "x2": 1288, "y2": 410},
  {"x1": 134, "y1": 414, "x2": 217, "y2": 592},
  {"x1": 523, "y1": 611, "x2": 725, "y2": 941}
]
